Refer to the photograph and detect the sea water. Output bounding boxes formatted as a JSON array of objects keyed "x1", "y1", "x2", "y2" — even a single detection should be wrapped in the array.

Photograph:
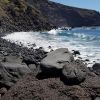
[{"x1": 2, "y1": 27, "x2": 100, "y2": 67}]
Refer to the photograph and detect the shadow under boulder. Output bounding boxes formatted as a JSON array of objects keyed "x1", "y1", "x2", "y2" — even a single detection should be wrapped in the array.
[{"x1": 36, "y1": 68, "x2": 62, "y2": 79}]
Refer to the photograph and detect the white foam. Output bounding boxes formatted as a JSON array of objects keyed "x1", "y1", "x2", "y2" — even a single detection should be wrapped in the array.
[
  {"x1": 48, "y1": 29, "x2": 63, "y2": 35},
  {"x1": 2, "y1": 30, "x2": 100, "y2": 67}
]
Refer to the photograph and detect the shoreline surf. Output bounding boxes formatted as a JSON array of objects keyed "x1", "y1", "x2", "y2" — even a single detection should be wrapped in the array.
[{"x1": 2, "y1": 27, "x2": 100, "y2": 67}]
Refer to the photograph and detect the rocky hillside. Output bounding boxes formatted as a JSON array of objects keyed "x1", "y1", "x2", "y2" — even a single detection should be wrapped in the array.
[
  {"x1": 0, "y1": 0, "x2": 100, "y2": 34},
  {"x1": 0, "y1": 0, "x2": 55, "y2": 34},
  {"x1": 37, "y1": 0, "x2": 100, "y2": 27}
]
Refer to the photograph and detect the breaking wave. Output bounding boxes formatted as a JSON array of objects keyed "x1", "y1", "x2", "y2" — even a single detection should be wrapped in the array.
[{"x1": 2, "y1": 27, "x2": 100, "y2": 67}]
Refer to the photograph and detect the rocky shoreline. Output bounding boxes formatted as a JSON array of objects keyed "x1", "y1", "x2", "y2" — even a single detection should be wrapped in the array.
[
  {"x1": 0, "y1": 0, "x2": 100, "y2": 99},
  {"x1": 0, "y1": 36, "x2": 100, "y2": 100},
  {"x1": 0, "y1": 37, "x2": 47, "y2": 97}
]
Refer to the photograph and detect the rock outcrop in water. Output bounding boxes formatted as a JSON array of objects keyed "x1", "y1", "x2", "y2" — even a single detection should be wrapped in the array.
[{"x1": 0, "y1": 0, "x2": 100, "y2": 34}]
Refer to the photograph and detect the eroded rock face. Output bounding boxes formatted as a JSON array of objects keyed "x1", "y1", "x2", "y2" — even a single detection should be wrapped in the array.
[
  {"x1": 40, "y1": 48, "x2": 74, "y2": 73},
  {"x1": 62, "y1": 60, "x2": 88, "y2": 85}
]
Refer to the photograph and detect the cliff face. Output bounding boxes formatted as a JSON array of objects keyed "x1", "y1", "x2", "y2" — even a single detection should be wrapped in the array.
[
  {"x1": 0, "y1": 0, "x2": 100, "y2": 34},
  {"x1": 37, "y1": 0, "x2": 100, "y2": 27}
]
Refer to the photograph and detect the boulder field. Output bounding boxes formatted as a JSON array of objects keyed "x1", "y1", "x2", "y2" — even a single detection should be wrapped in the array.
[
  {"x1": 40, "y1": 48, "x2": 89, "y2": 85},
  {"x1": 0, "y1": 44, "x2": 100, "y2": 100}
]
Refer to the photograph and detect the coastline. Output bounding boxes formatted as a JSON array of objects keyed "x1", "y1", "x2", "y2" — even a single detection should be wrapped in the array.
[
  {"x1": 0, "y1": 0, "x2": 100, "y2": 99},
  {"x1": 0, "y1": 32, "x2": 100, "y2": 99}
]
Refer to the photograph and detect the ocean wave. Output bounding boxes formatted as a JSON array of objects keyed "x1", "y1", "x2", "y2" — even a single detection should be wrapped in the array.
[
  {"x1": 2, "y1": 27, "x2": 100, "y2": 67},
  {"x1": 72, "y1": 32, "x2": 99, "y2": 41},
  {"x1": 47, "y1": 28, "x2": 100, "y2": 41},
  {"x1": 48, "y1": 29, "x2": 63, "y2": 35}
]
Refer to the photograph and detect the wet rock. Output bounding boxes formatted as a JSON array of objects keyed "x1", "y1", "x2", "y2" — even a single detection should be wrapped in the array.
[
  {"x1": 72, "y1": 50, "x2": 80, "y2": 56},
  {"x1": 92, "y1": 63, "x2": 100, "y2": 76},
  {"x1": 61, "y1": 60, "x2": 88, "y2": 85},
  {"x1": 85, "y1": 59, "x2": 90, "y2": 61},
  {"x1": 93, "y1": 63, "x2": 100, "y2": 70},
  {"x1": 40, "y1": 48, "x2": 74, "y2": 74}
]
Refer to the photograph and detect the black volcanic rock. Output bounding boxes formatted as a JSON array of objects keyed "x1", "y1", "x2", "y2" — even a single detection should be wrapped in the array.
[
  {"x1": 93, "y1": 63, "x2": 100, "y2": 70},
  {"x1": 0, "y1": 62, "x2": 32, "y2": 89},
  {"x1": 92, "y1": 63, "x2": 100, "y2": 76},
  {"x1": 0, "y1": 38, "x2": 100, "y2": 99},
  {"x1": 0, "y1": 38, "x2": 46, "y2": 92},
  {"x1": 1, "y1": 69, "x2": 100, "y2": 100},
  {"x1": 61, "y1": 60, "x2": 88, "y2": 85}
]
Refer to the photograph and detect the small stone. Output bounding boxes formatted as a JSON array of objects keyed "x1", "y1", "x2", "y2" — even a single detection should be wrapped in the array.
[
  {"x1": 85, "y1": 59, "x2": 90, "y2": 61},
  {"x1": 72, "y1": 50, "x2": 80, "y2": 56}
]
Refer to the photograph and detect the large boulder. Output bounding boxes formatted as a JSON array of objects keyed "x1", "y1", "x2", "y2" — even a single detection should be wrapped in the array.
[
  {"x1": 61, "y1": 60, "x2": 88, "y2": 85},
  {"x1": 40, "y1": 48, "x2": 74, "y2": 74},
  {"x1": 0, "y1": 62, "x2": 33, "y2": 89}
]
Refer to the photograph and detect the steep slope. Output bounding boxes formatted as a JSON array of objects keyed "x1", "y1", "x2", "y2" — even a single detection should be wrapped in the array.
[
  {"x1": 0, "y1": 0, "x2": 100, "y2": 34},
  {"x1": 36, "y1": 0, "x2": 100, "y2": 27},
  {"x1": 0, "y1": 0, "x2": 54, "y2": 34}
]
